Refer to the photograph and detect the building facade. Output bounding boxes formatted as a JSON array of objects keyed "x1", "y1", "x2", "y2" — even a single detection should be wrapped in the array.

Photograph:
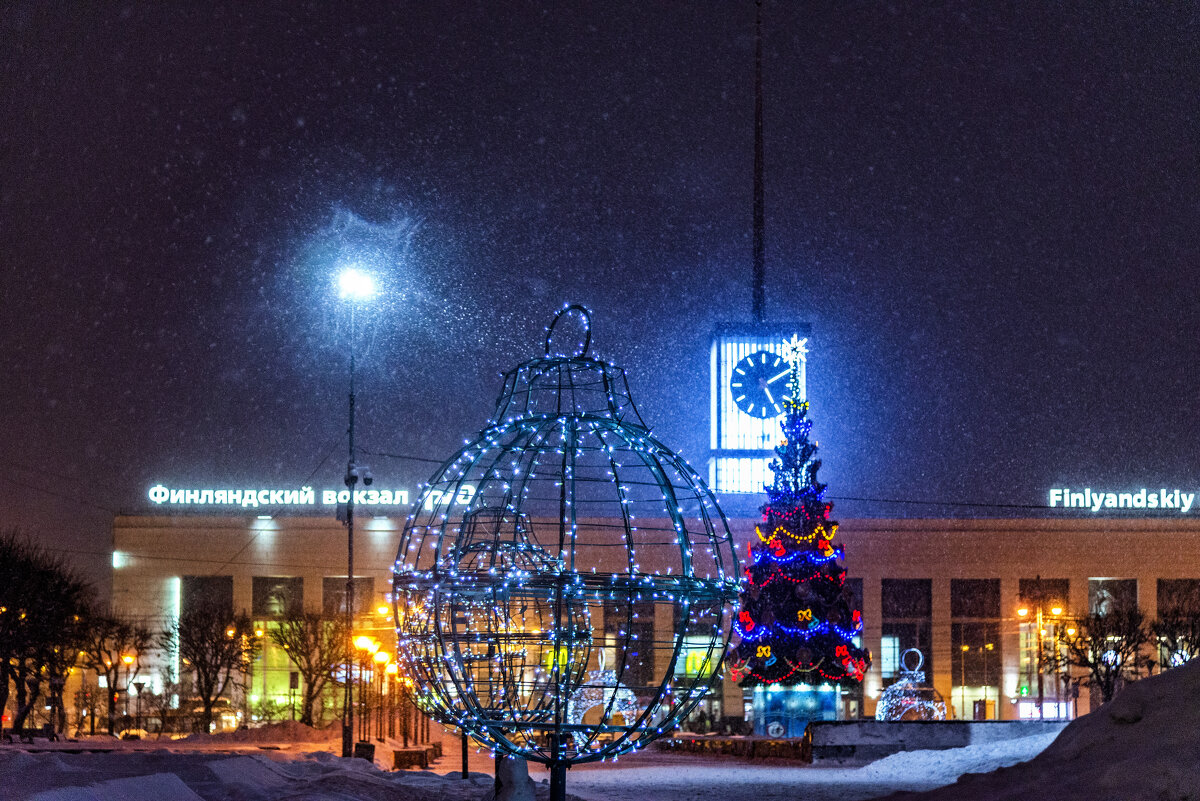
[{"x1": 108, "y1": 512, "x2": 1200, "y2": 727}]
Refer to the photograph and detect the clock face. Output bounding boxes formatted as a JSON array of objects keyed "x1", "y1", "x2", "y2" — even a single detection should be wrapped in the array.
[{"x1": 730, "y1": 350, "x2": 790, "y2": 418}]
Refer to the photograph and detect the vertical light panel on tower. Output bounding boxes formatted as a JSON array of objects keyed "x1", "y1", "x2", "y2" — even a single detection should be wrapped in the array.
[{"x1": 709, "y1": 324, "x2": 811, "y2": 494}]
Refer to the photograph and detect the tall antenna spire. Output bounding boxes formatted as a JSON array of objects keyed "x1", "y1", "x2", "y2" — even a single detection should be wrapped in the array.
[{"x1": 752, "y1": 0, "x2": 766, "y2": 323}]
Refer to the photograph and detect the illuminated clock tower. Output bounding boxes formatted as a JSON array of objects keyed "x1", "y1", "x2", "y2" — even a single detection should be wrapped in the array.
[
  {"x1": 709, "y1": 324, "x2": 810, "y2": 494},
  {"x1": 711, "y1": 4, "x2": 812, "y2": 494}
]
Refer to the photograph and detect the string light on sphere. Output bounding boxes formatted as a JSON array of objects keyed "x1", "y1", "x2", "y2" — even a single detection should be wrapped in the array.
[{"x1": 394, "y1": 306, "x2": 739, "y2": 798}]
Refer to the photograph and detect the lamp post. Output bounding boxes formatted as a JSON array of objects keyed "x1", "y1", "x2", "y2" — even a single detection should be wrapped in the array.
[
  {"x1": 373, "y1": 651, "x2": 390, "y2": 741},
  {"x1": 1018, "y1": 602, "x2": 1063, "y2": 719},
  {"x1": 959, "y1": 643, "x2": 969, "y2": 718},
  {"x1": 121, "y1": 654, "x2": 135, "y2": 718},
  {"x1": 354, "y1": 635, "x2": 378, "y2": 742},
  {"x1": 982, "y1": 642, "x2": 994, "y2": 718},
  {"x1": 338, "y1": 267, "x2": 375, "y2": 758},
  {"x1": 132, "y1": 681, "x2": 146, "y2": 733},
  {"x1": 385, "y1": 663, "x2": 399, "y2": 742}
]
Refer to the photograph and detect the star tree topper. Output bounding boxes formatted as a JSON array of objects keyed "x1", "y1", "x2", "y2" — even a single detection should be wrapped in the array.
[{"x1": 781, "y1": 334, "x2": 809, "y2": 366}]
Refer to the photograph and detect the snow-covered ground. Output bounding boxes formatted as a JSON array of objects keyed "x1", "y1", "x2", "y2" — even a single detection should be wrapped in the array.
[
  {"x1": 0, "y1": 725, "x2": 1047, "y2": 801},
  {"x1": 6, "y1": 660, "x2": 1200, "y2": 801}
]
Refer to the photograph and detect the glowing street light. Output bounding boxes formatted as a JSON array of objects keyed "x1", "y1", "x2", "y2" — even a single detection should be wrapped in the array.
[
  {"x1": 337, "y1": 265, "x2": 376, "y2": 758},
  {"x1": 338, "y1": 267, "x2": 376, "y2": 301},
  {"x1": 120, "y1": 654, "x2": 136, "y2": 717}
]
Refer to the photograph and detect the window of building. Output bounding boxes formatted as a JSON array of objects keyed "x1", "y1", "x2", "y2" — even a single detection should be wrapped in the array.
[
  {"x1": 181, "y1": 575, "x2": 233, "y2": 619},
  {"x1": 252, "y1": 576, "x2": 303, "y2": 617},
  {"x1": 1089, "y1": 578, "x2": 1137, "y2": 615},
  {"x1": 1018, "y1": 578, "x2": 1069, "y2": 607},
  {"x1": 1158, "y1": 579, "x2": 1200, "y2": 615},
  {"x1": 1018, "y1": 577, "x2": 1070, "y2": 720},
  {"x1": 881, "y1": 579, "x2": 932, "y2": 684},
  {"x1": 950, "y1": 579, "x2": 1001, "y2": 719},
  {"x1": 951, "y1": 578, "x2": 1000, "y2": 619},
  {"x1": 1155, "y1": 579, "x2": 1200, "y2": 668},
  {"x1": 322, "y1": 576, "x2": 375, "y2": 616},
  {"x1": 603, "y1": 599, "x2": 656, "y2": 690}
]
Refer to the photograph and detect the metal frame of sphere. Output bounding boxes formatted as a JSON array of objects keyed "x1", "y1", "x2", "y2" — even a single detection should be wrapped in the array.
[{"x1": 393, "y1": 306, "x2": 740, "y2": 800}]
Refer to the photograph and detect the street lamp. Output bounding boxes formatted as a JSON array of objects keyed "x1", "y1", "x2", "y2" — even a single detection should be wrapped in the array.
[
  {"x1": 1018, "y1": 602, "x2": 1063, "y2": 719},
  {"x1": 338, "y1": 266, "x2": 376, "y2": 758},
  {"x1": 385, "y1": 662, "x2": 399, "y2": 741},
  {"x1": 132, "y1": 681, "x2": 146, "y2": 733},
  {"x1": 121, "y1": 654, "x2": 135, "y2": 718},
  {"x1": 354, "y1": 636, "x2": 379, "y2": 742},
  {"x1": 959, "y1": 643, "x2": 969, "y2": 718},
  {"x1": 982, "y1": 642, "x2": 994, "y2": 717},
  {"x1": 373, "y1": 650, "x2": 390, "y2": 741}
]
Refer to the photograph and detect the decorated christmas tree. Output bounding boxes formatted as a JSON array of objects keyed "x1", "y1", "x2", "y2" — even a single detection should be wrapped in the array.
[{"x1": 730, "y1": 336, "x2": 870, "y2": 688}]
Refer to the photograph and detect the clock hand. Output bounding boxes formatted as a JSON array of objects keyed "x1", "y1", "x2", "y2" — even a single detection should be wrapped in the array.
[
  {"x1": 766, "y1": 369, "x2": 790, "y2": 384},
  {"x1": 763, "y1": 387, "x2": 775, "y2": 406}
]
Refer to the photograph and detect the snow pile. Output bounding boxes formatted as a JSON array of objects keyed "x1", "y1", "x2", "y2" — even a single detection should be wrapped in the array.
[
  {"x1": 30, "y1": 772, "x2": 204, "y2": 801},
  {"x1": 183, "y1": 720, "x2": 336, "y2": 744},
  {"x1": 858, "y1": 731, "x2": 1060, "y2": 786},
  {"x1": 885, "y1": 657, "x2": 1200, "y2": 801},
  {"x1": 4, "y1": 749, "x2": 502, "y2": 801}
]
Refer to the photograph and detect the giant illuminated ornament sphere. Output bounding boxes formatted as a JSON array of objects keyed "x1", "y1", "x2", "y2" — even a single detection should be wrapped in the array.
[
  {"x1": 875, "y1": 649, "x2": 947, "y2": 721},
  {"x1": 394, "y1": 305, "x2": 740, "y2": 799}
]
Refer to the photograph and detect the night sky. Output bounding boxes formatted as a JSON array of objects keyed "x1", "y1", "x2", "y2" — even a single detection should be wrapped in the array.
[{"x1": 3, "y1": 2, "x2": 1199, "y2": 592}]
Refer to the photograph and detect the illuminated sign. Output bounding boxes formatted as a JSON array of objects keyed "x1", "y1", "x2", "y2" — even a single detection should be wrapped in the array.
[
  {"x1": 148, "y1": 484, "x2": 475, "y2": 511},
  {"x1": 1049, "y1": 487, "x2": 1195, "y2": 514}
]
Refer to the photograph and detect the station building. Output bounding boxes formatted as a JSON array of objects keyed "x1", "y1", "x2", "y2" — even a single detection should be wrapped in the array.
[{"x1": 108, "y1": 510, "x2": 1200, "y2": 727}]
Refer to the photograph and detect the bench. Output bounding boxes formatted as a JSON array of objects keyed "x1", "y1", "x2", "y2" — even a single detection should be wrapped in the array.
[
  {"x1": 392, "y1": 748, "x2": 430, "y2": 769},
  {"x1": 2, "y1": 724, "x2": 58, "y2": 743}
]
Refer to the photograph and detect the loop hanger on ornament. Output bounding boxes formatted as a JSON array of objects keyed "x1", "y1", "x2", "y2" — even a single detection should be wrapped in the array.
[
  {"x1": 545, "y1": 303, "x2": 592, "y2": 358},
  {"x1": 901, "y1": 647, "x2": 924, "y2": 674}
]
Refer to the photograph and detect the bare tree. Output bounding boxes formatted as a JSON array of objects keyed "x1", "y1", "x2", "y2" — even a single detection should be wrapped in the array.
[
  {"x1": 144, "y1": 670, "x2": 186, "y2": 738},
  {"x1": 161, "y1": 603, "x2": 256, "y2": 733},
  {"x1": 1056, "y1": 607, "x2": 1153, "y2": 704},
  {"x1": 1153, "y1": 582, "x2": 1200, "y2": 669},
  {"x1": 78, "y1": 613, "x2": 153, "y2": 735},
  {"x1": 268, "y1": 608, "x2": 348, "y2": 726},
  {"x1": 0, "y1": 530, "x2": 92, "y2": 736}
]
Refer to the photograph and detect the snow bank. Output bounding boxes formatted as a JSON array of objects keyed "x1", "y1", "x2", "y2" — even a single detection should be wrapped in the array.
[
  {"x1": 28, "y1": 772, "x2": 203, "y2": 801},
  {"x1": 183, "y1": 720, "x2": 336, "y2": 744},
  {"x1": 7, "y1": 749, "x2": 500, "y2": 801},
  {"x1": 858, "y1": 731, "x2": 1060, "y2": 786},
  {"x1": 885, "y1": 657, "x2": 1200, "y2": 801}
]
